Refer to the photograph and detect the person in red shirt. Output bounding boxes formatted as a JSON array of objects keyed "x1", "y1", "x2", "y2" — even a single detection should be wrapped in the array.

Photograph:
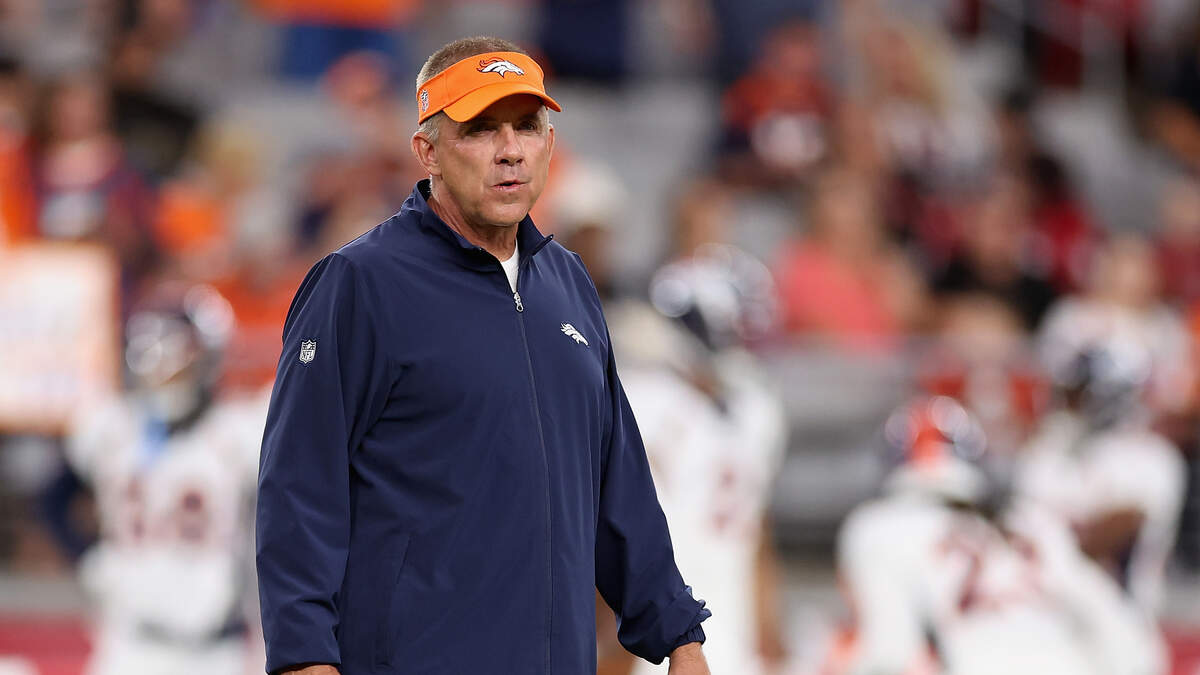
[
  {"x1": 720, "y1": 19, "x2": 832, "y2": 187},
  {"x1": 774, "y1": 169, "x2": 927, "y2": 351}
]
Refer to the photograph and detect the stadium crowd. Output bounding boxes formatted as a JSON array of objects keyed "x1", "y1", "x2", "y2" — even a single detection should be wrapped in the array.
[{"x1": 5, "y1": 0, "x2": 1200, "y2": 673}]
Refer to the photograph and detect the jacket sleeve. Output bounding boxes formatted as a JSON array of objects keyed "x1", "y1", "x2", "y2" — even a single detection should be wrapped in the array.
[
  {"x1": 256, "y1": 253, "x2": 392, "y2": 674},
  {"x1": 594, "y1": 331, "x2": 711, "y2": 664}
]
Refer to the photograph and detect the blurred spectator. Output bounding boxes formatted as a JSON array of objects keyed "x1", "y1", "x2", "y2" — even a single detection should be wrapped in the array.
[
  {"x1": 990, "y1": 88, "x2": 1098, "y2": 294},
  {"x1": 31, "y1": 69, "x2": 159, "y2": 306},
  {"x1": 860, "y1": 19, "x2": 951, "y2": 179},
  {"x1": 253, "y1": 0, "x2": 420, "y2": 81},
  {"x1": 294, "y1": 149, "x2": 357, "y2": 251},
  {"x1": 548, "y1": 160, "x2": 628, "y2": 303},
  {"x1": 106, "y1": 11, "x2": 201, "y2": 181},
  {"x1": 0, "y1": 52, "x2": 36, "y2": 245},
  {"x1": 921, "y1": 293, "x2": 1047, "y2": 454},
  {"x1": 1155, "y1": 175, "x2": 1200, "y2": 305},
  {"x1": 1150, "y1": 13, "x2": 1200, "y2": 171},
  {"x1": 858, "y1": 17, "x2": 992, "y2": 188},
  {"x1": 286, "y1": 50, "x2": 426, "y2": 259},
  {"x1": 656, "y1": 0, "x2": 718, "y2": 70},
  {"x1": 719, "y1": 19, "x2": 832, "y2": 188},
  {"x1": 294, "y1": 149, "x2": 405, "y2": 262},
  {"x1": 324, "y1": 51, "x2": 408, "y2": 160},
  {"x1": 994, "y1": 88, "x2": 1038, "y2": 175},
  {"x1": 851, "y1": 17, "x2": 993, "y2": 268},
  {"x1": 1040, "y1": 233, "x2": 1196, "y2": 419},
  {"x1": 880, "y1": 167, "x2": 961, "y2": 270},
  {"x1": 774, "y1": 169, "x2": 927, "y2": 351},
  {"x1": 309, "y1": 157, "x2": 395, "y2": 255},
  {"x1": 155, "y1": 120, "x2": 280, "y2": 282},
  {"x1": 322, "y1": 49, "x2": 423, "y2": 204},
  {"x1": 825, "y1": 103, "x2": 879, "y2": 182},
  {"x1": 707, "y1": 0, "x2": 819, "y2": 86},
  {"x1": 1026, "y1": 153, "x2": 1098, "y2": 292},
  {"x1": 933, "y1": 174, "x2": 1059, "y2": 330}
]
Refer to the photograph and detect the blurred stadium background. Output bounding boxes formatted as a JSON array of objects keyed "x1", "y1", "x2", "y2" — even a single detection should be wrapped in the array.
[{"x1": 6, "y1": 0, "x2": 1200, "y2": 673}]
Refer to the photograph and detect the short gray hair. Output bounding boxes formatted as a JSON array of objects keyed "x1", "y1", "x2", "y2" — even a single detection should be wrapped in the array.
[{"x1": 416, "y1": 113, "x2": 444, "y2": 144}]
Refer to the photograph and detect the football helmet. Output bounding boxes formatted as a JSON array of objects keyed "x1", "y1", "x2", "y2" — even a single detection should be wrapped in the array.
[
  {"x1": 882, "y1": 395, "x2": 992, "y2": 505},
  {"x1": 1048, "y1": 338, "x2": 1150, "y2": 430},
  {"x1": 125, "y1": 282, "x2": 234, "y2": 426},
  {"x1": 648, "y1": 243, "x2": 778, "y2": 353}
]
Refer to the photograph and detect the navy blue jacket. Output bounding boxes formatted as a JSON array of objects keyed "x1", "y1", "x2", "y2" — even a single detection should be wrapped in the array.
[{"x1": 256, "y1": 180, "x2": 709, "y2": 674}]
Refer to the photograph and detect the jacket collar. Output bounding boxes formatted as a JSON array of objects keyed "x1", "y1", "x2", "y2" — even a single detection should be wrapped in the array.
[{"x1": 403, "y1": 179, "x2": 553, "y2": 272}]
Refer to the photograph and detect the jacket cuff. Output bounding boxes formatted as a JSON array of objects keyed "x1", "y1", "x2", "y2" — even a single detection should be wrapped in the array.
[
  {"x1": 636, "y1": 591, "x2": 710, "y2": 664},
  {"x1": 270, "y1": 662, "x2": 339, "y2": 675},
  {"x1": 263, "y1": 617, "x2": 341, "y2": 675},
  {"x1": 670, "y1": 624, "x2": 707, "y2": 651}
]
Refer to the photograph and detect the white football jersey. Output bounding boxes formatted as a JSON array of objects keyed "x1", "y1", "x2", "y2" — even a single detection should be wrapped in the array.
[
  {"x1": 67, "y1": 392, "x2": 267, "y2": 675},
  {"x1": 621, "y1": 349, "x2": 787, "y2": 675},
  {"x1": 1017, "y1": 411, "x2": 1186, "y2": 613},
  {"x1": 837, "y1": 492, "x2": 1165, "y2": 675}
]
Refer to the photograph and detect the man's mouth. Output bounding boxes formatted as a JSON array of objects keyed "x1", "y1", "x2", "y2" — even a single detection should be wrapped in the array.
[{"x1": 493, "y1": 179, "x2": 526, "y2": 192}]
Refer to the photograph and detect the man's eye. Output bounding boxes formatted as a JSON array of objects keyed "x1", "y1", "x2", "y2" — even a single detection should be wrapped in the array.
[{"x1": 519, "y1": 121, "x2": 538, "y2": 131}]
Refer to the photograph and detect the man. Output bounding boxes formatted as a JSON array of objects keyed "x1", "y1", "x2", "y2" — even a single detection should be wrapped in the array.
[
  {"x1": 609, "y1": 245, "x2": 790, "y2": 675},
  {"x1": 835, "y1": 396, "x2": 1164, "y2": 675},
  {"x1": 256, "y1": 37, "x2": 711, "y2": 675},
  {"x1": 1018, "y1": 338, "x2": 1186, "y2": 615},
  {"x1": 68, "y1": 283, "x2": 266, "y2": 675}
]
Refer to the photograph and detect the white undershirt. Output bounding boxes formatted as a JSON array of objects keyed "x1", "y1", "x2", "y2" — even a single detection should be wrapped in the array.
[{"x1": 500, "y1": 241, "x2": 520, "y2": 293}]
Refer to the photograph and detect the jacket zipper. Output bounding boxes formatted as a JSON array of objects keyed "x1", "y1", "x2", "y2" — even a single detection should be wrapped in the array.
[{"x1": 510, "y1": 258, "x2": 552, "y2": 674}]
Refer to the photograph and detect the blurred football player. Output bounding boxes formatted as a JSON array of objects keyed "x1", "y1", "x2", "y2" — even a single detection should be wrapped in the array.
[
  {"x1": 1039, "y1": 233, "x2": 1195, "y2": 419},
  {"x1": 67, "y1": 283, "x2": 267, "y2": 675},
  {"x1": 1017, "y1": 337, "x2": 1186, "y2": 614},
  {"x1": 835, "y1": 396, "x2": 1164, "y2": 675},
  {"x1": 606, "y1": 244, "x2": 789, "y2": 675}
]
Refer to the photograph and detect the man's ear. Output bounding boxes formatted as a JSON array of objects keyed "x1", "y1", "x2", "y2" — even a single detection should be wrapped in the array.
[
  {"x1": 547, "y1": 123, "x2": 556, "y2": 160},
  {"x1": 411, "y1": 131, "x2": 440, "y2": 178}
]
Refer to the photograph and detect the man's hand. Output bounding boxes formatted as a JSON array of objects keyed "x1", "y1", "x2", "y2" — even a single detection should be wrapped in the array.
[
  {"x1": 281, "y1": 666, "x2": 339, "y2": 675},
  {"x1": 667, "y1": 642, "x2": 711, "y2": 675}
]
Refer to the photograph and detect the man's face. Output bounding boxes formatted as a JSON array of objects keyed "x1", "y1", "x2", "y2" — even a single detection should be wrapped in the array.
[{"x1": 430, "y1": 94, "x2": 554, "y2": 229}]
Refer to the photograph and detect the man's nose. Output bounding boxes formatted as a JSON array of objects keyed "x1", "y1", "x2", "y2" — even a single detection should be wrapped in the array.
[{"x1": 495, "y1": 124, "x2": 524, "y2": 165}]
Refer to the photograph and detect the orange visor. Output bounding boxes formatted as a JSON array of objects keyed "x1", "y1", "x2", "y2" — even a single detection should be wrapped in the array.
[{"x1": 416, "y1": 51, "x2": 562, "y2": 123}]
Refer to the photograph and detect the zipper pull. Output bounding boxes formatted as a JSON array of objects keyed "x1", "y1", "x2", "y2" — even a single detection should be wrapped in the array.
[{"x1": 513, "y1": 291, "x2": 524, "y2": 312}]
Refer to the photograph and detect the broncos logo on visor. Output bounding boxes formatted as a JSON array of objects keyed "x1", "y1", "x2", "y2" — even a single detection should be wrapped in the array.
[{"x1": 477, "y1": 58, "x2": 525, "y2": 78}]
